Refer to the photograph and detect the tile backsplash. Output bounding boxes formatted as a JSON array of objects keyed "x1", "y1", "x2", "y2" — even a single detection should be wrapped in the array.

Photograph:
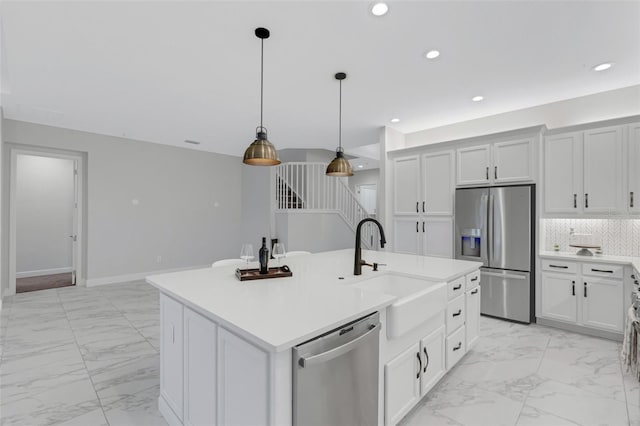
[{"x1": 541, "y1": 218, "x2": 640, "y2": 257}]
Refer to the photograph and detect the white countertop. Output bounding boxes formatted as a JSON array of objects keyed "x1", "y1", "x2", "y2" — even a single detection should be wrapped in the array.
[
  {"x1": 540, "y1": 251, "x2": 640, "y2": 273},
  {"x1": 146, "y1": 249, "x2": 482, "y2": 352}
]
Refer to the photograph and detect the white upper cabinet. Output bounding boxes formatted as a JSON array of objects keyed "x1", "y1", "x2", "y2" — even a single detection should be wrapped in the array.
[
  {"x1": 493, "y1": 139, "x2": 535, "y2": 183},
  {"x1": 582, "y1": 126, "x2": 623, "y2": 213},
  {"x1": 456, "y1": 145, "x2": 491, "y2": 186},
  {"x1": 456, "y1": 139, "x2": 535, "y2": 186},
  {"x1": 628, "y1": 123, "x2": 640, "y2": 213},
  {"x1": 544, "y1": 132, "x2": 583, "y2": 213},
  {"x1": 422, "y1": 151, "x2": 454, "y2": 215},
  {"x1": 393, "y1": 156, "x2": 421, "y2": 215}
]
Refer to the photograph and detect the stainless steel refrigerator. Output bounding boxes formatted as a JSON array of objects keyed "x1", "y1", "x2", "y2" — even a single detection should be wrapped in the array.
[{"x1": 455, "y1": 185, "x2": 535, "y2": 323}]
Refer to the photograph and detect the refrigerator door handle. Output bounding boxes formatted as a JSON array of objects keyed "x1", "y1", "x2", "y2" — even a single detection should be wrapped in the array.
[
  {"x1": 481, "y1": 270, "x2": 528, "y2": 280},
  {"x1": 487, "y1": 193, "x2": 493, "y2": 266}
]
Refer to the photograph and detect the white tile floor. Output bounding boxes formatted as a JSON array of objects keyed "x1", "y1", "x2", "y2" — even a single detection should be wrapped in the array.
[{"x1": 0, "y1": 281, "x2": 638, "y2": 425}]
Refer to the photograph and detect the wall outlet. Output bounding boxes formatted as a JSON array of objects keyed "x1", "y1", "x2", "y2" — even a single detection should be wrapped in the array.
[{"x1": 156, "y1": 255, "x2": 162, "y2": 264}]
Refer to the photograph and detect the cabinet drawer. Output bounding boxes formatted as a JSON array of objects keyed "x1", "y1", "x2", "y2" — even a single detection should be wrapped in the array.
[
  {"x1": 542, "y1": 259, "x2": 577, "y2": 274},
  {"x1": 447, "y1": 276, "x2": 466, "y2": 300},
  {"x1": 446, "y1": 326, "x2": 466, "y2": 370},
  {"x1": 446, "y1": 295, "x2": 465, "y2": 334},
  {"x1": 466, "y1": 270, "x2": 480, "y2": 290},
  {"x1": 582, "y1": 263, "x2": 623, "y2": 279}
]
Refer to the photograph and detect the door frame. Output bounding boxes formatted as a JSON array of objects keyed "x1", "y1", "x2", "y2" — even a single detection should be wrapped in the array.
[
  {"x1": 8, "y1": 148, "x2": 85, "y2": 295},
  {"x1": 355, "y1": 183, "x2": 377, "y2": 215}
]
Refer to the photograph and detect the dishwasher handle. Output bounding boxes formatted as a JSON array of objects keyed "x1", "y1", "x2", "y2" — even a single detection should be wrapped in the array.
[{"x1": 298, "y1": 323, "x2": 380, "y2": 368}]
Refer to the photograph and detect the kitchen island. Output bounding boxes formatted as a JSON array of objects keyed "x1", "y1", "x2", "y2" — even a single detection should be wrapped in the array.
[{"x1": 147, "y1": 249, "x2": 481, "y2": 426}]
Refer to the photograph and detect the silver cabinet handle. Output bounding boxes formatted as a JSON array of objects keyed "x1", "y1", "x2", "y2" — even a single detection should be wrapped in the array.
[
  {"x1": 631, "y1": 192, "x2": 635, "y2": 208},
  {"x1": 494, "y1": 166, "x2": 498, "y2": 180},
  {"x1": 585, "y1": 193, "x2": 589, "y2": 208},
  {"x1": 171, "y1": 324, "x2": 175, "y2": 344},
  {"x1": 573, "y1": 194, "x2": 577, "y2": 209},
  {"x1": 298, "y1": 323, "x2": 380, "y2": 368}
]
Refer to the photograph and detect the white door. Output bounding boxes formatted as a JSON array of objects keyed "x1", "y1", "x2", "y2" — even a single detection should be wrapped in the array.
[
  {"x1": 544, "y1": 132, "x2": 582, "y2": 213},
  {"x1": 217, "y1": 328, "x2": 269, "y2": 426},
  {"x1": 393, "y1": 217, "x2": 421, "y2": 255},
  {"x1": 456, "y1": 145, "x2": 491, "y2": 186},
  {"x1": 465, "y1": 286, "x2": 481, "y2": 349},
  {"x1": 582, "y1": 278, "x2": 623, "y2": 332},
  {"x1": 422, "y1": 217, "x2": 453, "y2": 258},
  {"x1": 393, "y1": 156, "x2": 420, "y2": 215},
  {"x1": 184, "y1": 308, "x2": 217, "y2": 426},
  {"x1": 540, "y1": 273, "x2": 577, "y2": 323},
  {"x1": 422, "y1": 151, "x2": 454, "y2": 215},
  {"x1": 628, "y1": 123, "x2": 640, "y2": 213},
  {"x1": 357, "y1": 184, "x2": 377, "y2": 215},
  {"x1": 385, "y1": 342, "x2": 421, "y2": 426},
  {"x1": 583, "y1": 126, "x2": 623, "y2": 213},
  {"x1": 493, "y1": 139, "x2": 534, "y2": 183},
  {"x1": 160, "y1": 294, "x2": 184, "y2": 421},
  {"x1": 420, "y1": 327, "x2": 445, "y2": 395}
]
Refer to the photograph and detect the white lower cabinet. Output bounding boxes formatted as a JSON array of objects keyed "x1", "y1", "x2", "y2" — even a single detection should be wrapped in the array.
[
  {"x1": 445, "y1": 326, "x2": 466, "y2": 370},
  {"x1": 539, "y1": 259, "x2": 624, "y2": 334},
  {"x1": 184, "y1": 308, "x2": 217, "y2": 426},
  {"x1": 385, "y1": 327, "x2": 445, "y2": 426},
  {"x1": 465, "y1": 285, "x2": 481, "y2": 349},
  {"x1": 160, "y1": 294, "x2": 184, "y2": 421}
]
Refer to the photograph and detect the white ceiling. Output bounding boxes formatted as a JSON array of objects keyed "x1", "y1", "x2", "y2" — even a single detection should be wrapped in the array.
[{"x1": 1, "y1": 1, "x2": 639, "y2": 157}]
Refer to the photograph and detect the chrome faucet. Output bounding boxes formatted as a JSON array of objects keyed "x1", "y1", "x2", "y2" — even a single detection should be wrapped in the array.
[{"x1": 354, "y1": 218, "x2": 387, "y2": 275}]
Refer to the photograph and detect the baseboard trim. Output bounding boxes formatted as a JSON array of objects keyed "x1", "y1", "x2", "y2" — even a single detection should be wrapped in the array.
[
  {"x1": 16, "y1": 267, "x2": 73, "y2": 279},
  {"x1": 536, "y1": 317, "x2": 623, "y2": 342},
  {"x1": 86, "y1": 265, "x2": 208, "y2": 287}
]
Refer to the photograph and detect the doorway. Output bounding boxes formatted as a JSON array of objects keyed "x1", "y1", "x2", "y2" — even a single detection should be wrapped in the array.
[
  {"x1": 9, "y1": 149, "x2": 84, "y2": 295},
  {"x1": 357, "y1": 183, "x2": 377, "y2": 215}
]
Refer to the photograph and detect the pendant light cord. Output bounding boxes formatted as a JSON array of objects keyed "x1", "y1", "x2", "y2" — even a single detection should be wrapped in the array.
[
  {"x1": 260, "y1": 37, "x2": 264, "y2": 130},
  {"x1": 338, "y1": 79, "x2": 342, "y2": 150}
]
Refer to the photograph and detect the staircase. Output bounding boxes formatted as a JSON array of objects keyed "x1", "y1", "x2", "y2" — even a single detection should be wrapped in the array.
[{"x1": 274, "y1": 162, "x2": 376, "y2": 249}]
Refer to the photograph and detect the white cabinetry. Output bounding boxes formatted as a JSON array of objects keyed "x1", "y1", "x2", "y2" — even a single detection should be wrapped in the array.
[
  {"x1": 385, "y1": 327, "x2": 445, "y2": 426},
  {"x1": 544, "y1": 125, "x2": 627, "y2": 214},
  {"x1": 628, "y1": 123, "x2": 640, "y2": 213},
  {"x1": 160, "y1": 294, "x2": 184, "y2": 421},
  {"x1": 392, "y1": 151, "x2": 454, "y2": 258},
  {"x1": 539, "y1": 259, "x2": 623, "y2": 334},
  {"x1": 465, "y1": 272, "x2": 481, "y2": 349},
  {"x1": 456, "y1": 139, "x2": 534, "y2": 186},
  {"x1": 184, "y1": 308, "x2": 217, "y2": 426}
]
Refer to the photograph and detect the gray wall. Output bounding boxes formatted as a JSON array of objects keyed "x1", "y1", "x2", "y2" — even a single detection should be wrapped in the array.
[
  {"x1": 275, "y1": 211, "x2": 354, "y2": 253},
  {"x1": 2, "y1": 119, "x2": 244, "y2": 291},
  {"x1": 16, "y1": 155, "x2": 74, "y2": 275},
  {"x1": 241, "y1": 164, "x2": 272, "y2": 247},
  {"x1": 348, "y1": 169, "x2": 379, "y2": 194}
]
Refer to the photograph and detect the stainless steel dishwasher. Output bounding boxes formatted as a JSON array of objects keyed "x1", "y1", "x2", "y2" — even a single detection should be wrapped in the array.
[{"x1": 293, "y1": 312, "x2": 380, "y2": 426}]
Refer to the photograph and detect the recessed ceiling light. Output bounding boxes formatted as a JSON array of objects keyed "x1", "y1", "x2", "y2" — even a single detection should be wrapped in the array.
[
  {"x1": 390, "y1": 118, "x2": 400, "y2": 123},
  {"x1": 472, "y1": 96, "x2": 484, "y2": 102},
  {"x1": 593, "y1": 62, "x2": 613, "y2": 72},
  {"x1": 358, "y1": 164, "x2": 364, "y2": 168},
  {"x1": 371, "y1": 2, "x2": 388, "y2": 16},
  {"x1": 425, "y1": 50, "x2": 440, "y2": 59}
]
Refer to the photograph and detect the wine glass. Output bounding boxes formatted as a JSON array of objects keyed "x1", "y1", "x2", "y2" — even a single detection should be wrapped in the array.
[
  {"x1": 240, "y1": 244, "x2": 254, "y2": 270},
  {"x1": 272, "y1": 243, "x2": 286, "y2": 268}
]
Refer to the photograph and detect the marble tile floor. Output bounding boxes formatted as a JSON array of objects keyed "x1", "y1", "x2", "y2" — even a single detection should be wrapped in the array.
[{"x1": 0, "y1": 281, "x2": 638, "y2": 425}]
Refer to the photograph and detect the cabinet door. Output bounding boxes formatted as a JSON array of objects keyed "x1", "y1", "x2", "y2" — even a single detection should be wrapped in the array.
[
  {"x1": 217, "y1": 328, "x2": 269, "y2": 426},
  {"x1": 456, "y1": 145, "x2": 491, "y2": 186},
  {"x1": 160, "y1": 294, "x2": 184, "y2": 421},
  {"x1": 465, "y1": 286, "x2": 481, "y2": 349},
  {"x1": 393, "y1": 156, "x2": 420, "y2": 215},
  {"x1": 544, "y1": 133, "x2": 582, "y2": 213},
  {"x1": 385, "y1": 342, "x2": 421, "y2": 426},
  {"x1": 422, "y1": 151, "x2": 454, "y2": 215},
  {"x1": 583, "y1": 126, "x2": 623, "y2": 213},
  {"x1": 184, "y1": 308, "x2": 217, "y2": 426},
  {"x1": 628, "y1": 123, "x2": 640, "y2": 213},
  {"x1": 540, "y1": 272, "x2": 577, "y2": 323},
  {"x1": 582, "y1": 278, "x2": 623, "y2": 332},
  {"x1": 493, "y1": 138, "x2": 534, "y2": 183},
  {"x1": 422, "y1": 217, "x2": 453, "y2": 258},
  {"x1": 420, "y1": 327, "x2": 445, "y2": 395},
  {"x1": 393, "y1": 217, "x2": 421, "y2": 255}
]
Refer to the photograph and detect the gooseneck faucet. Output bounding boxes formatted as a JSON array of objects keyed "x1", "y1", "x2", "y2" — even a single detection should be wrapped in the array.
[{"x1": 354, "y1": 218, "x2": 387, "y2": 275}]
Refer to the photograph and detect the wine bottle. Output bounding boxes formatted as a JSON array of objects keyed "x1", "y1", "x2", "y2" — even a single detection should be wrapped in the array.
[{"x1": 259, "y1": 237, "x2": 269, "y2": 274}]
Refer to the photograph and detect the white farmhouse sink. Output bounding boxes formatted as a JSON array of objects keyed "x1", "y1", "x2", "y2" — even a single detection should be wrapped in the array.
[{"x1": 352, "y1": 273, "x2": 447, "y2": 338}]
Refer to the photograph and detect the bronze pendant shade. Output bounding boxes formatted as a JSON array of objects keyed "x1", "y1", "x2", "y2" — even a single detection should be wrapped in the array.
[
  {"x1": 326, "y1": 72, "x2": 353, "y2": 177},
  {"x1": 243, "y1": 27, "x2": 280, "y2": 166}
]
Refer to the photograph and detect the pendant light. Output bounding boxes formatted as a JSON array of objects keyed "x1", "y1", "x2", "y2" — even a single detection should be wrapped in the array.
[
  {"x1": 243, "y1": 27, "x2": 281, "y2": 166},
  {"x1": 326, "y1": 72, "x2": 354, "y2": 177}
]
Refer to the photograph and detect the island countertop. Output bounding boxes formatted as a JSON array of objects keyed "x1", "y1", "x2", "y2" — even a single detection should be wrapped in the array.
[{"x1": 146, "y1": 249, "x2": 482, "y2": 352}]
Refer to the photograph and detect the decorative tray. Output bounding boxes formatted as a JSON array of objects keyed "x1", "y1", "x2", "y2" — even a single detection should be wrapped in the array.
[{"x1": 235, "y1": 265, "x2": 292, "y2": 281}]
